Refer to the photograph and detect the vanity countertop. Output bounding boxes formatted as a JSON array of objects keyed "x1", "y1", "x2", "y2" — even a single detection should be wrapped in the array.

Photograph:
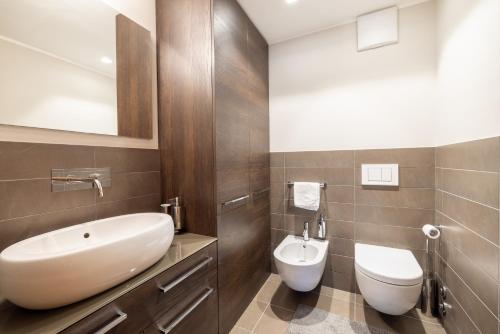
[{"x1": 0, "y1": 233, "x2": 217, "y2": 334}]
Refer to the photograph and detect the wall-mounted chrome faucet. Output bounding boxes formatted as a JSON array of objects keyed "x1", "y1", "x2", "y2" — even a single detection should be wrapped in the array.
[{"x1": 51, "y1": 168, "x2": 111, "y2": 198}]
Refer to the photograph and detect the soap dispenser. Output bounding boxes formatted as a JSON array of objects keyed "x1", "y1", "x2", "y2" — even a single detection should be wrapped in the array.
[{"x1": 161, "y1": 196, "x2": 184, "y2": 233}]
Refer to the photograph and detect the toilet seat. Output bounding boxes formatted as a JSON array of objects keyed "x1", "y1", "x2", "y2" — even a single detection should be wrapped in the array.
[{"x1": 355, "y1": 243, "x2": 423, "y2": 286}]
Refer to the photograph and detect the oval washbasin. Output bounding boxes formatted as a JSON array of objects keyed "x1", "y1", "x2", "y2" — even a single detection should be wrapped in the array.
[{"x1": 0, "y1": 213, "x2": 174, "y2": 310}]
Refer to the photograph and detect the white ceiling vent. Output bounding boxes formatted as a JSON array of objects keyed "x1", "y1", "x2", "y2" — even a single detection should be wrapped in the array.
[{"x1": 357, "y1": 7, "x2": 398, "y2": 51}]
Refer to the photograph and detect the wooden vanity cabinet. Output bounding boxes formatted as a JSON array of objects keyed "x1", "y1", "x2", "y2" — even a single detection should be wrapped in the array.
[{"x1": 61, "y1": 243, "x2": 218, "y2": 334}]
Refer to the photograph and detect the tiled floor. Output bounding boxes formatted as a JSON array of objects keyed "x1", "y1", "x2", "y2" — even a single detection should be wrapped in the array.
[{"x1": 230, "y1": 274, "x2": 446, "y2": 334}]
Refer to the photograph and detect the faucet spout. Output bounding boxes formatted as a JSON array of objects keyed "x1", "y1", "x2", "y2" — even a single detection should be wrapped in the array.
[
  {"x1": 303, "y1": 221, "x2": 309, "y2": 241},
  {"x1": 91, "y1": 176, "x2": 104, "y2": 198}
]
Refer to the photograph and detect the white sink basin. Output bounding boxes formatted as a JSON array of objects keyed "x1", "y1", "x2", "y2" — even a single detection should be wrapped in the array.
[{"x1": 0, "y1": 213, "x2": 174, "y2": 310}]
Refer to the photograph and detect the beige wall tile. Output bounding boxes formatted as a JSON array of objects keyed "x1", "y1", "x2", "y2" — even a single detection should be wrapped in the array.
[
  {"x1": 437, "y1": 168, "x2": 499, "y2": 208},
  {"x1": 437, "y1": 257, "x2": 499, "y2": 334},
  {"x1": 326, "y1": 203, "x2": 355, "y2": 221},
  {"x1": 355, "y1": 147, "x2": 435, "y2": 168},
  {"x1": 436, "y1": 211, "x2": 499, "y2": 280},
  {"x1": 271, "y1": 214, "x2": 284, "y2": 229},
  {"x1": 285, "y1": 167, "x2": 327, "y2": 184},
  {"x1": 323, "y1": 168, "x2": 355, "y2": 186},
  {"x1": 270, "y1": 167, "x2": 285, "y2": 183},
  {"x1": 441, "y1": 192, "x2": 499, "y2": 245},
  {"x1": 270, "y1": 182, "x2": 284, "y2": 199},
  {"x1": 326, "y1": 220, "x2": 355, "y2": 239},
  {"x1": 355, "y1": 205, "x2": 434, "y2": 228},
  {"x1": 355, "y1": 187, "x2": 434, "y2": 210},
  {"x1": 436, "y1": 137, "x2": 500, "y2": 172},
  {"x1": 328, "y1": 237, "x2": 355, "y2": 257},
  {"x1": 437, "y1": 239, "x2": 498, "y2": 316},
  {"x1": 285, "y1": 150, "x2": 354, "y2": 168},
  {"x1": 439, "y1": 288, "x2": 481, "y2": 334},
  {"x1": 270, "y1": 152, "x2": 284, "y2": 168}
]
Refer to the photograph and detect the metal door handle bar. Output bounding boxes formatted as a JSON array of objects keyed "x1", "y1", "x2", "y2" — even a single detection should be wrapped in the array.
[{"x1": 221, "y1": 194, "x2": 250, "y2": 207}]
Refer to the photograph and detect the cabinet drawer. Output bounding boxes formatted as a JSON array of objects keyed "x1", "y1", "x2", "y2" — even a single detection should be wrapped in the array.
[
  {"x1": 61, "y1": 243, "x2": 217, "y2": 334},
  {"x1": 144, "y1": 271, "x2": 218, "y2": 334}
]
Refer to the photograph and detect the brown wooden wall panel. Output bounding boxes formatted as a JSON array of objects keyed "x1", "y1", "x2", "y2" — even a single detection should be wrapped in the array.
[
  {"x1": 156, "y1": 0, "x2": 217, "y2": 237},
  {"x1": 214, "y1": 0, "x2": 270, "y2": 332},
  {"x1": 116, "y1": 14, "x2": 153, "y2": 139}
]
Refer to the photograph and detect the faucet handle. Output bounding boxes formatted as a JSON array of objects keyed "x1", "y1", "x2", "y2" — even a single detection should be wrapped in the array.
[{"x1": 160, "y1": 203, "x2": 172, "y2": 214}]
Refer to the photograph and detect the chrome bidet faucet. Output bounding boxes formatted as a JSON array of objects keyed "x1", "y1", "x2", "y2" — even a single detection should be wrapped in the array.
[{"x1": 303, "y1": 222, "x2": 310, "y2": 241}]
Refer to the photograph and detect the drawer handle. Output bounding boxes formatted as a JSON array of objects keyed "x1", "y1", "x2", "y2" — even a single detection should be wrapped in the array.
[
  {"x1": 158, "y1": 257, "x2": 213, "y2": 293},
  {"x1": 157, "y1": 288, "x2": 214, "y2": 334},
  {"x1": 221, "y1": 194, "x2": 250, "y2": 207},
  {"x1": 94, "y1": 310, "x2": 127, "y2": 334}
]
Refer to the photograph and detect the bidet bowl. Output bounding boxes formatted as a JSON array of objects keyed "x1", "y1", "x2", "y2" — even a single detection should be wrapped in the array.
[
  {"x1": 273, "y1": 235, "x2": 329, "y2": 292},
  {"x1": 0, "y1": 213, "x2": 174, "y2": 310}
]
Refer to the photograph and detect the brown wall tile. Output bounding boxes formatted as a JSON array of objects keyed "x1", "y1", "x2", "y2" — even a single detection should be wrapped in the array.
[
  {"x1": 97, "y1": 171, "x2": 161, "y2": 204},
  {"x1": 0, "y1": 143, "x2": 95, "y2": 181},
  {"x1": 0, "y1": 179, "x2": 95, "y2": 221},
  {"x1": 95, "y1": 147, "x2": 160, "y2": 173},
  {"x1": 0, "y1": 142, "x2": 161, "y2": 253},
  {"x1": 0, "y1": 206, "x2": 95, "y2": 252},
  {"x1": 96, "y1": 194, "x2": 161, "y2": 219}
]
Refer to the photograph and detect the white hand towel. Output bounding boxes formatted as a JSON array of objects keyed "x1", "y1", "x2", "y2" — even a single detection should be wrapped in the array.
[{"x1": 293, "y1": 182, "x2": 320, "y2": 211}]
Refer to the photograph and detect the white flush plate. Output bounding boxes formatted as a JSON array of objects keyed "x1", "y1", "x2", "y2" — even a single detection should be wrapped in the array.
[{"x1": 361, "y1": 164, "x2": 399, "y2": 186}]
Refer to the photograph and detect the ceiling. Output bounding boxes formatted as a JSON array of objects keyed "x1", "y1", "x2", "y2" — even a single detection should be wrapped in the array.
[{"x1": 237, "y1": 0, "x2": 428, "y2": 44}]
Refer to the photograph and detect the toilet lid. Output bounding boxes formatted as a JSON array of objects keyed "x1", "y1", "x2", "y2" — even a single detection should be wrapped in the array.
[{"x1": 355, "y1": 243, "x2": 423, "y2": 286}]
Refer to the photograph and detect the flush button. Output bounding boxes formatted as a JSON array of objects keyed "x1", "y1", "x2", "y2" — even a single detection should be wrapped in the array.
[
  {"x1": 381, "y1": 168, "x2": 392, "y2": 182},
  {"x1": 368, "y1": 168, "x2": 382, "y2": 181}
]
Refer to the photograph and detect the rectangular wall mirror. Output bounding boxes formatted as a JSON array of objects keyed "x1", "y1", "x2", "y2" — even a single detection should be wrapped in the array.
[{"x1": 0, "y1": 0, "x2": 153, "y2": 139}]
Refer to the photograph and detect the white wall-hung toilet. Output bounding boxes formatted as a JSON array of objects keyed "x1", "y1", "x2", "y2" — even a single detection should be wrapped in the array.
[
  {"x1": 355, "y1": 243, "x2": 423, "y2": 316},
  {"x1": 274, "y1": 235, "x2": 329, "y2": 292}
]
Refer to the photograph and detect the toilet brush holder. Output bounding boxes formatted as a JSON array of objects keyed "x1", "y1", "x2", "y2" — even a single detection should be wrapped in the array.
[{"x1": 421, "y1": 225, "x2": 441, "y2": 317}]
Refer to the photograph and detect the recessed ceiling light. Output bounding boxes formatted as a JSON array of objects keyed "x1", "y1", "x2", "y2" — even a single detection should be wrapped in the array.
[
  {"x1": 285, "y1": 0, "x2": 298, "y2": 4},
  {"x1": 100, "y1": 57, "x2": 113, "y2": 64}
]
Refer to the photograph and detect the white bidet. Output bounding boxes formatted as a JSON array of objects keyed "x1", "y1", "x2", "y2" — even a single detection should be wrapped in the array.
[{"x1": 273, "y1": 235, "x2": 329, "y2": 292}]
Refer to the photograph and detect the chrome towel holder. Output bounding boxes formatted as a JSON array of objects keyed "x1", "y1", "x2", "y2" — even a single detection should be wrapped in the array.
[{"x1": 287, "y1": 181, "x2": 327, "y2": 188}]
